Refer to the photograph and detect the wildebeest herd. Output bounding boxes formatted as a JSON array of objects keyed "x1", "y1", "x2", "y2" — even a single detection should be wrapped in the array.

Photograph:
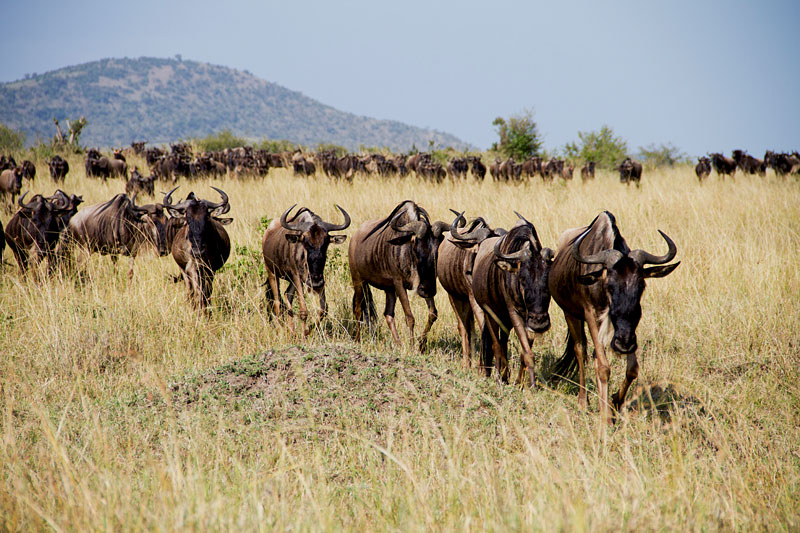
[{"x1": 0, "y1": 142, "x2": 797, "y2": 424}]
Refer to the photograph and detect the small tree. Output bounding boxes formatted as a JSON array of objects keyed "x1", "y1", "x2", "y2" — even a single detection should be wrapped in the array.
[
  {"x1": 0, "y1": 123, "x2": 26, "y2": 152},
  {"x1": 195, "y1": 129, "x2": 248, "y2": 151},
  {"x1": 492, "y1": 108, "x2": 543, "y2": 160},
  {"x1": 563, "y1": 125, "x2": 628, "y2": 169},
  {"x1": 638, "y1": 143, "x2": 688, "y2": 167}
]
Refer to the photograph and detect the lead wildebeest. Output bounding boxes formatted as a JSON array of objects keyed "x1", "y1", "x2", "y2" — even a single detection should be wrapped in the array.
[
  {"x1": 709, "y1": 153, "x2": 736, "y2": 180},
  {"x1": 48, "y1": 155, "x2": 69, "y2": 183},
  {"x1": 60, "y1": 192, "x2": 169, "y2": 278},
  {"x1": 472, "y1": 213, "x2": 554, "y2": 385},
  {"x1": 163, "y1": 187, "x2": 232, "y2": 311},
  {"x1": 262, "y1": 204, "x2": 350, "y2": 335},
  {"x1": 549, "y1": 211, "x2": 679, "y2": 424},
  {"x1": 618, "y1": 157, "x2": 642, "y2": 186},
  {"x1": 437, "y1": 211, "x2": 506, "y2": 368},
  {"x1": 5, "y1": 190, "x2": 82, "y2": 274},
  {"x1": 0, "y1": 166, "x2": 24, "y2": 210},
  {"x1": 349, "y1": 200, "x2": 451, "y2": 350},
  {"x1": 695, "y1": 156, "x2": 712, "y2": 182}
]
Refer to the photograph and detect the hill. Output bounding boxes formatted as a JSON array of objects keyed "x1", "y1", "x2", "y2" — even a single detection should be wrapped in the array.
[{"x1": 0, "y1": 57, "x2": 470, "y2": 151}]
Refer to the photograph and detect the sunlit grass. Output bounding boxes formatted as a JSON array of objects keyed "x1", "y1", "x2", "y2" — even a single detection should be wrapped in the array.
[{"x1": 1, "y1": 155, "x2": 798, "y2": 530}]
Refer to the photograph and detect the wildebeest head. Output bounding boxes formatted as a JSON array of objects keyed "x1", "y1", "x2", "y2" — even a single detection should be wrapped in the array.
[
  {"x1": 48, "y1": 189, "x2": 83, "y2": 230},
  {"x1": 493, "y1": 212, "x2": 554, "y2": 335},
  {"x1": 16, "y1": 191, "x2": 74, "y2": 252},
  {"x1": 280, "y1": 204, "x2": 351, "y2": 290},
  {"x1": 571, "y1": 215, "x2": 679, "y2": 354},
  {"x1": 163, "y1": 187, "x2": 232, "y2": 260}
]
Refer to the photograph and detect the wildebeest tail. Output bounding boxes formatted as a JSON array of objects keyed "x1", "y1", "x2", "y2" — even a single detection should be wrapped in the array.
[
  {"x1": 352, "y1": 284, "x2": 377, "y2": 327},
  {"x1": 480, "y1": 323, "x2": 494, "y2": 375},
  {"x1": 551, "y1": 331, "x2": 578, "y2": 381}
]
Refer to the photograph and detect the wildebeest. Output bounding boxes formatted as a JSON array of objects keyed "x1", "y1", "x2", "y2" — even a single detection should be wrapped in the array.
[
  {"x1": 541, "y1": 158, "x2": 563, "y2": 180},
  {"x1": 695, "y1": 157, "x2": 711, "y2": 182},
  {"x1": 447, "y1": 157, "x2": 469, "y2": 180},
  {"x1": 472, "y1": 213, "x2": 554, "y2": 385},
  {"x1": 5, "y1": 190, "x2": 82, "y2": 274},
  {"x1": 417, "y1": 161, "x2": 446, "y2": 182},
  {"x1": 580, "y1": 161, "x2": 596, "y2": 181},
  {"x1": 549, "y1": 211, "x2": 679, "y2": 424},
  {"x1": 732, "y1": 150, "x2": 765, "y2": 177},
  {"x1": 521, "y1": 157, "x2": 542, "y2": 179},
  {"x1": 349, "y1": 200, "x2": 450, "y2": 350},
  {"x1": 618, "y1": 157, "x2": 643, "y2": 186},
  {"x1": 0, "y1": 155, "x2": 16, "y2": 172},
  {"x1": 126, "y1": 167, "x2": 155, "y2": 197},
  {"x1": 708, "y1": 153, "x2": 736, "y2": 180},
  {"x1": 48, "y1": 155, "x2": 69, "y2": 182},
  {"x1": 21, "y1": 160, "x2": 35, "y2": 181},
  {"x1": 560, "y1": 162, "x2": 575, "y2": 180},
  {"x1": 163, "y1": 187, "x2": 232, "y2": 311},
  {"x1": 60, "y1": 192, "x2": 169, "y2": 278},
  {"x1": 764, "y1": 151, "x2": 800, "y2": 177},
  {"x1": 131, "y1": 141, "x2": 146, "y2": 155},
  {"x1": 469, "y1": 156, "x2": 487, "y2": 180},
  {"x1": 85, "y1": 149, "x2": 112, "y2": 179},
  {"x1": 0, "y1": 218, "x2": 5, "y2": 262},
  {"x1": 437, "y1": 211, "x2": 506, "y2": 368},
  {"x1": 0, "y1": 166, "x2": 24, "y2": 210},
  {"x1": 292, "y1": 153, "x2": 316, "y2": 176},
  {"x1": 498, "y1": 157, "x2": 522, "y2": 181},
  {"x1": 262, "y1": 204, "x2": 350, "y2": 335}
]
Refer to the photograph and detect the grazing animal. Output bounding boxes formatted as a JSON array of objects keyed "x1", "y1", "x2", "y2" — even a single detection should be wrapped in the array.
[
  {"x1": 437, "y1": 211, "x2": 506, "y2": 368},
  {"x1": 764, "y1": 151, "x2": 800, "y2": 177},
  {"x1": 469, "y1": 156, "x2": 487, "y2": 180},
  {"x1": 262, "y1": 204, "x2": 350, "y2": 335},
  {"x1": 560, "y1": 162, "x2": 575, "y2": 180},
  {"x1": 126, "y1": 167, "x2": 155, "y2": 197},
  {"x1": 163, "y1": 187, "x2": 232, "y2": 311},
  {"x1": 732, "y1": 150, "x2": 766, "y2": 177},
  {"x1": 348, "y1": 200, "x2": 450, "y2": 350},
  {"x1": 618, "y1": 157, "x2": 642, "y2": 186},
  {"x1": 5, "y1": 190, "x2": 82, "y2": 274},
  {"x1": 521, "y1": 157, "x2": 542, "y2": 179},
  {"x1": 708, "y1": 153, "x2": 736, "y2": 180},
  {"x1": 60, "y1": 193, "x2": 169, "y2": 278},
  {"x1": 21, "y1": 160, "x2": 36, "y2": 181},
  {"x1": 0, "y1": 167, "x2": 24, "y2": 210},
  {"x1": 580, "y1": 161, "x2": 596, "y2": 181},
  {"x1": 48, "y1": 156, "x2": 69, "y2": 182},
  {"x1": 447, "y1": 157, "x2": 469, "y2": 179},
  {"x1": 695, "y1": 157, "x2": 712, "y2": 182},
  {"x1": 549, "y1": 211, "x2": 679, "y2": 424},
  {"x1": 472, "y1": 213, "x2": 554, "y2": 385}
]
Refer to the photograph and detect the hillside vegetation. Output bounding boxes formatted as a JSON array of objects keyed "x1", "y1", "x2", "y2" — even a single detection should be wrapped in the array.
[
  {"x1": 0, "y1": 159, "x2": 799, "y2": 530},
  {"x1": 0, "y1": 57, "x2": 468, "y2": 151}
]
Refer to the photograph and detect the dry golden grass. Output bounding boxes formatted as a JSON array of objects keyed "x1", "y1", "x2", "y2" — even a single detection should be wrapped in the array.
[{"x1": 1, "y1": 154, "x2": 799, "y2": 531}]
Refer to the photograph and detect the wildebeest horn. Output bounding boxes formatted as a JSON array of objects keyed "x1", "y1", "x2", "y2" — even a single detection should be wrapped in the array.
[
  {"x1": 163, "y1": 186, "x2": 179, "y2": 207},
  {"x1": 431, "y1": 221, "x2": 450, "y2": 238},
  {"x1": 206, "y1": 186, "x2": 230, "y2": 215},
  {"x1": 320, "y1": 204, "x2": 351, "y2": 232},
  {"x1": 280, "y1": 204, "x2": 304, "y2": 233},
  {"x1": 449, "y1": 210, "x2": 491, "y2": 243},
  {"x1": 571, "y1": 227, "x2": 624, "y2": 267},
  {"x1": 18, "y1": 191, "x2": 37, "y2": 210},
  {"x1": 493, "y1": 236, "x2": 532, "y2": 262},
  {"x1": 629, "y1": 230, "x2": 677, "y2": 266},
  {"x1": 48, "y1": 189, "x2": 70, "y2": 209},
  {"x1": 391, "y1": 213, "x2": 428, "y2": 239}
]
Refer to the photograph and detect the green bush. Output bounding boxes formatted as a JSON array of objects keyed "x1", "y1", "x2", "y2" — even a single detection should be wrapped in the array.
[
  {"x1": 563, "y1": 125, "x2": 628, "y2": 169},
  {"x1": 638, "y1": 143, "x2": 688, "y2": 167},
  {"x1": 0, "y1": 123, "x2": 26, "y2": 153},
  {"x1": 195, "y1": 129, "x2": 248, "y2": 152},
  {"x1": 258, "y1": 139, "x2": 300, "y2": 153},
  {"x1": 491, "y1": 109, "x2": 543, "y2": 160}
]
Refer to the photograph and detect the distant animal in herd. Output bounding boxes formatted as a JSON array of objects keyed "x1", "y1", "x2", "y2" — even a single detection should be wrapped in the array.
[
  {"x1": 48, "y1": 155, "x2": 70, "y2": 182},
  {"x1": 262, "y1": 204, "x2": 350, "y2": 335},
  {"x1": 708, "y1": 153, "x2": 736, "y2": 180},
  {"x1": 349, "y1": 200, "x2": 452, "y2": 350},
  {"x1": 163, "y1": 187, "x2": 232, "y2": 311},
  {"x1": 618, "y1": 157, "x2": 642, "y2": 186},
  {"x1": 695, "y1": 157, "x2": 711, "y2": 182},
  {"x1": 581, "y1": 161, "x2": 596, "y2": 181},
  {"x1": 549, "y1": 211, "x2": 679, "y2": 424}
]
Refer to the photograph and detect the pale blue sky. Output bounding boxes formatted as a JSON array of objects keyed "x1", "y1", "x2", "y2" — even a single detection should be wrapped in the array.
[{"x1": 1, "y1": 0, "x2": 798, "y2": 156}]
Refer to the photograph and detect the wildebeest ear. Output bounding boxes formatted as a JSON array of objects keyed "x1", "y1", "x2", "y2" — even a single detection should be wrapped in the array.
[
  {"x1": 330, "y1": 235, "x2": 347, "y2": 245},
  {"x1": 495, "y1": 260, "x2": 519, "y2": 273},
  {"x1": 643, "y1": 261, "x2": 680, "y2": 278},
  {"x1": 389, "y1": 234, "x2": 413, "y2": 245},
  {"x1": 284, "y1": 233, "x2": 302, "y2": 243},
  {"x1": 577, "y1": 269, "x2": 604, "y2": 285},
  {"x1": 215, "y1": 217, "x2": 233, "y2": 225}
]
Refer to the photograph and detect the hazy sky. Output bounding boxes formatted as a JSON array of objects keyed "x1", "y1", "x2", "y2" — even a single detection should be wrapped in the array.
[{"x1": 1, "y1": 0, "x2": 798, "y2": 155}]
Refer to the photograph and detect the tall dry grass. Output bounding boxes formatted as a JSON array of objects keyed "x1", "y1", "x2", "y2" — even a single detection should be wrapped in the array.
[{"x1": 1, "y1": 154, "x2": 799, "y2": 530}]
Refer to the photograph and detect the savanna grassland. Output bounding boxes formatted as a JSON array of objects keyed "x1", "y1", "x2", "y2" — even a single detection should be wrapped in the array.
[{"x1": 1, "y1": 154, "x2": 799, "y2": 531}]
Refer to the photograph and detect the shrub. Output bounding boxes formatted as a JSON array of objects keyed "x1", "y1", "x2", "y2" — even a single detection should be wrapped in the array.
[
  {"x1": 638, "y1": 143, "x2": 688, "y2": 167},
  {"x1": 0, "y1": 123, "x2": 27, "y2": 153},
  {"x1": 195, "y1": 129, "x2": 248, "y2": 152},
  {"x1": 563, "y1": 125, "x2": 628, "y2": 169},
  {"x1": 491, "y1": 109, "x2": 543, "y2": 160}
]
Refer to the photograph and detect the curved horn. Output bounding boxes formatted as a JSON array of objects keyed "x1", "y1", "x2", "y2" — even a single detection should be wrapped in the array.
[
  {"x1": 629, "y1": 230, "x2": 677, "y2": 265},
  {"x1": 49, "y1": 189, "x2": 70, "y2": 209},
  {"x1": 320, "y1": 204, "x2": 351, "y2": 232},
  {"x1": 448, "y1": 210, "x2": 466, "y2": 237},
  {"x1": 493, "y1": 236, "x2": 532, "y2": 262},
  {"x1": 449, "y1": 211, "x2": 491, "y2": 243},
  {"x1": 18, "y1": 191, "x2": 37, "y2": 210},
  {"x1": 390, "y1": 213, "x2": 427, "y2": 239},
  {"x1": 163, "y1": 186, "x2": 179, "y2": 207},
  {"x1": 570, "y1": 227, "x2": 623, "y2": 267},
  {"x1": 206, "y1": 186, "x2": 230, "y2": 214},
  {"x1": 431, "y1": 221, "x2": 450, "y2": 239},
  {"x1": 280, "y1": 204, "x2": 304, "y2": 232}
]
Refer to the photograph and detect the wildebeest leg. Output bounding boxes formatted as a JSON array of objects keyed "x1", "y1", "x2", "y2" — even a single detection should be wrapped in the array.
[
  {"x1": 418, "y1": 297, "x2": 438, "y2": 351},
  {"x1": 612, "y1": 350, "x2": 639, "y2": 413},
  {"x1": 565, "y1": 315, "x2": 589, "y2": 411},
  {"x1": 265, "y1": 268, "x2": 281, "y2": 316},
  {"x1": 484, "y1": 317, "x2": 509, "y2": 383},
  {"x1": 290, "y1": 273, "x2": 311, "y2": 336},
  {"x1": 284, "y1": 283, "x2": 297, "y2": 334},
  {"x1": 507, "y1": 308, "x2": 537, "y2": 389},
  {"x1": 316, "y1": 286, "x2": 327, "y2": 323},
  {"x1": 392, "y1": 281, "x2": 416, "y2": 347},
  {"x1": 352, "y1": 278, "x2": 364, "y2": 341},
  {"x1": 449, "y1": 295, "x2": 471, "y2": 368},
  {"x1": 8, "y1": 241, "x2": 28, "y2": 274},
  {"x1": 383, "y1": 290, "x2": 401, "y2": 344},
  {"x1": 585, "y1": 310, "x2": 612, "y2": 425},
  {"x1": 127, "y1": 256, "x2": 135, "y2": 280}
]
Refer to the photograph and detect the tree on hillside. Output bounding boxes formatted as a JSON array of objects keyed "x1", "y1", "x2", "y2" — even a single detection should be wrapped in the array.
[
  {"x1": 563, "y1": 125, "x2": 628, "y2": 169},
  {"x1": 491, "y1": 109, "x2": 543, "y2": 160},
  {"x1": 638, "y1": 142, "x2": 688, "y2": 167}
]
